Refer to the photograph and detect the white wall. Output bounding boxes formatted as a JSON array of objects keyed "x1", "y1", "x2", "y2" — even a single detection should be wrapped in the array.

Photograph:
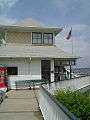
[
  {"x1": 0, "y1": 58, "x2": 55, "y2": 89},
  {"x1": 0, "y1": 58, "x2": 41, "y2": 75},
  {"x1": 30, "y1": 59, "x2": 41, "y2": 79},
  {"x1": 0, "y1": 58, "x2": 41, "y2": 89},
  {"x1": 0, "y1": 58, "x2": 29, "y2": 75}
]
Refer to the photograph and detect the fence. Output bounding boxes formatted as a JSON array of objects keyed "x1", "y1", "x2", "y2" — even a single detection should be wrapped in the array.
[
  {"x1": 8, "y1": 75, "x2": 41, "y2": 89},
  {"x1": 15, "y1": 79, "x2": 49, "y2": 89},
  {"x1": 39, "y1": 76, "x2": 90, "y2": 120},
  {"x1": 39, "y1": 86, "x2": 78, "y2": 120},
  {"x1": 43, "y1": 76, "x2": 90, "y2": 93}
]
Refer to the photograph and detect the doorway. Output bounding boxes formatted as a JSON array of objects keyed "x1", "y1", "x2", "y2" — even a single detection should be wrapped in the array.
[{"x1": 41, "y1": 60, "x2": 51, "y2": 82}]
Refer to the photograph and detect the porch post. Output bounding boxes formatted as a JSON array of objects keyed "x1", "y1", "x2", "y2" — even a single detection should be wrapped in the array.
[
  {"x1": 28, "y1": 57, "x2": 31, "y2": 75},
  {"x1": 70, "y1": 61, "x2": 72, "y2": 79},
  {"x1": 51, "y1": 60, "x2": 54, "y2": 82}
]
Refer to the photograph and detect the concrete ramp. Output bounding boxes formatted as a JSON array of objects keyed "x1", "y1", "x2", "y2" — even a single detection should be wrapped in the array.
[
  {"x1": 0, "y1": 90, "x2": 43, "y2": 120},
  {"x1": 43, "y1": 76, "x2": 90, "y2": 93}
]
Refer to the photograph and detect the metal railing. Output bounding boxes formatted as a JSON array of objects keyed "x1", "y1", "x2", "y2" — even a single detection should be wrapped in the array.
[
  {"x1": 15, "y1": 79, "x2": 49, "y2": 89},
  {"x1": 38, "y1": 76, "x2": 90, "y2": 120},
  {"x1": 43, "y1": 76, "x2": 90, "y2": 93},
  {"x1": 39, "y1": 86, "x2": 78, "y2": 120}
]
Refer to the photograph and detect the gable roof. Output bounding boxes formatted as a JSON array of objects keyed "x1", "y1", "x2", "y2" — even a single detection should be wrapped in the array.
[{"x1": 0, "y1": 45, "x2": 78, "y2": 59}]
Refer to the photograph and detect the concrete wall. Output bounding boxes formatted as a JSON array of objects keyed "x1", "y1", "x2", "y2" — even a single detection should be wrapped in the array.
[{"x1": 6, "y1": 31, "x2": 31, "y2": 44}]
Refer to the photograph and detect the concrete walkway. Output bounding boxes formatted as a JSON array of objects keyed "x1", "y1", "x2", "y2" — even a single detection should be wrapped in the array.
[{"x1": 0, "y1": 90, "x2": 43, "y2": 120}]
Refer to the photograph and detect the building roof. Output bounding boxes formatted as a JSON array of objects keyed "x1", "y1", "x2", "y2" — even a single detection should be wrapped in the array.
[
  {"x1": 0, "y1": 18, "x2": 63, "y2": 35},
  {"x1": 0, "y1": 45, "x2": 78, "y2": 59},
  {"x1": 15, "y1": 18, "x2": 45, "y2": 27},
  {"x1": 0, "y1": 25, "x2": 62, "y2": 35}
]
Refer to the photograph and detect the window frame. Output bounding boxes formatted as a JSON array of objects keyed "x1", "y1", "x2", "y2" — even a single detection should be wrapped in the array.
[
  {"x1": 32, "y1": 32, "x2": 42, "y2": 44},
  {"x1": 43, "y1": 33, "x2": 53, "y2": 45},
  {"x1": 32, "y1": 32, "x2": 53, "y2": 45}
]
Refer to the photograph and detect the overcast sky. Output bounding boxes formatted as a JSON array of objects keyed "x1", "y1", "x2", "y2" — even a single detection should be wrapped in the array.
[{"x1": 0, "y1": 0, "x2": 90, "y2": 68}]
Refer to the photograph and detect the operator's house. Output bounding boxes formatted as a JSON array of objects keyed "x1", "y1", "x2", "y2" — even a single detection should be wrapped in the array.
[{"x1": 0, "y1": 18, "x2": 77, "y2": 89}]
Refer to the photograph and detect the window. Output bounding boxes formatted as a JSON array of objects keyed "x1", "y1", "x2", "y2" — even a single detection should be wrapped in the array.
[
  {"x1": 43, "y1": 33, "x2": 53, "y2": 44},
  {"x1": 32, "y1": 32, "x2": 53, "y2": 45},
  {"x1": 32, "y1": 32, "x2": 42, "y2": 44},
  {"x1": 7, "y1": 67, "x2": 18, "y2": 75}
]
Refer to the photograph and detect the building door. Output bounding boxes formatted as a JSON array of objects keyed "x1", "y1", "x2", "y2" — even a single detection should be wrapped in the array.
[
  {"x1": 41, "y1": 60, "x2": 51, "y2": 82},
  {"x1": 7, "y1": 67, "x2": 18, "y2": 75}
]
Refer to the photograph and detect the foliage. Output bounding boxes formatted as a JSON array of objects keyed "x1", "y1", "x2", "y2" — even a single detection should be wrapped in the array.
[
  {"x1": 0, "y1": 31, "x2": 5, "y2": 46},
  {"x1": 54, "y1": 89, "x2": 90, "y2": 120},
  {"x1": 0, "y1": 31, "x2": 5, "y2": 40},
  {"x1": 83, "y1": 90, "x2": 90, "y2": 98}
]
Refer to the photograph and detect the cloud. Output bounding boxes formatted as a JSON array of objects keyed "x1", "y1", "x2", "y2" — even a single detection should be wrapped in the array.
[
  {"x1": 56, "y1": 24, "x2": 90, "y2": 67},
  {"x1": 52, "y1": 0, "x2": 90, "y2": 24},
  {"x1": 0, "y1": 16, "x2": 17, "y2": 25},
  {"x1": 0, "y1": 0, "x2": 19, "y2": 9},
  {"x1": 0, "y1": 0, "x2": 19, "y2": 25},
  {"x1": 70, "y1": 24, "x2": 87, "y2": 31},
  {"x1": 52, "y1": 0, "x2": 90, "y2": 10}
]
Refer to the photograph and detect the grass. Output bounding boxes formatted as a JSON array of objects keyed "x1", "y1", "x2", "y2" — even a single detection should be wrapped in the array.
[{"x1": 54, "y1": 89, "x2": 90, "y2": 120}]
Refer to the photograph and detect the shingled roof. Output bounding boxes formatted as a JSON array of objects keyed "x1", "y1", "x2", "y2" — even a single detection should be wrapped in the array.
[{"x1": 0, "y1": 45, "x2": 77, "y2": 59}]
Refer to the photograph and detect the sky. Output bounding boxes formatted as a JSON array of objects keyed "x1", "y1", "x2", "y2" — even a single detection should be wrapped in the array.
[{"x1": 0, "y1": 0, "x2": 90, "y2": 68}]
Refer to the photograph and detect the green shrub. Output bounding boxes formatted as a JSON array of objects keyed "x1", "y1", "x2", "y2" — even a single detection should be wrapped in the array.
[
  {"x1": 54, "y1": 89, "x2": 90, "y2": 120},
  {"x1": 83, "y1": 90, "x2": 90, "y2": 98}
]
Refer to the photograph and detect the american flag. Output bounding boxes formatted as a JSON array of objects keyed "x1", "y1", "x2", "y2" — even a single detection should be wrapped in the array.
[{"x1": 66, "y1": 28, "x2": 72, "y2": 40}]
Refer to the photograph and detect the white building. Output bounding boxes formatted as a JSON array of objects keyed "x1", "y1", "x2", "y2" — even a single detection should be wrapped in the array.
[{"x1": 0, "y1": 18, "x2": 77, "y2": 89}]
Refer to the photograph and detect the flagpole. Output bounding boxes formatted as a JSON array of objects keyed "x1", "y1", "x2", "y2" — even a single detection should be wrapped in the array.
[
  {"x1": 71, "y1": 36, "x2": 74, "y2": 55},
  {"x1": 66, "y1": 27, "x2": 73, "y2": 79}
]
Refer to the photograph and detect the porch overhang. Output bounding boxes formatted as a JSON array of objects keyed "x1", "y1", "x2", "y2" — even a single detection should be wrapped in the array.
[{"x1": 0, "y1": 45, "x2": 79, "y2": 59}]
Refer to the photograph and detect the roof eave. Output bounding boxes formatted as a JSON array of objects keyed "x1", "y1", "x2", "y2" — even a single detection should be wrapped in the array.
[{"x1": 0, "y1": 25, "x2": 63, "y2": 34}]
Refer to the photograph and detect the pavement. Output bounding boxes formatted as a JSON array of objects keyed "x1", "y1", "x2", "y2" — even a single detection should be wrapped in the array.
[{"x1": 0, "y1": 90, "x2": 43, "y2": 120}]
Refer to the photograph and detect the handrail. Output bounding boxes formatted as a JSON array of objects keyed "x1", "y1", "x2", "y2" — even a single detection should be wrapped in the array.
[
  {"x1": 39, "y1": 85, "x2": 78, "y2": 120},
  {"x1": 15, "y1": 79, "x2": 49, "y2": 89},
  {"x1": 50, "y1": 75, "x2": 90, "y2": 84}
]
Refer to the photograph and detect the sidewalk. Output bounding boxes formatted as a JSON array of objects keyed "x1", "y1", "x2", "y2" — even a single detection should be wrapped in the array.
[{"x1": 0, "y1": 90, "x2": 43, "y2": 120}]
